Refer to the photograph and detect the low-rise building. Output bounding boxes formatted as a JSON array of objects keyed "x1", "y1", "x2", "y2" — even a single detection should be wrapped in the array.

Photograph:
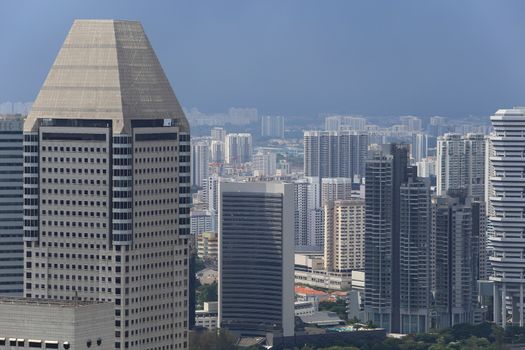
[
  {"x1": 0, "y1": 297, "x2": 113, "y2": 350},
  {"x1": 295, "y1": 300, "x2": 317, "y2": 317},
  {"x1": 195, "y1": 302, "x2": 218, "y2": 330},
  {"x1": 295, "y1": 253, "x2": 352, "y2": 290}
]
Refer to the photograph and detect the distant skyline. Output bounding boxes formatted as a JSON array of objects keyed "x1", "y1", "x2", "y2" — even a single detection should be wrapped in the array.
[{"x1": 1, "y1": 0, "x2": 525, "y2": 118}]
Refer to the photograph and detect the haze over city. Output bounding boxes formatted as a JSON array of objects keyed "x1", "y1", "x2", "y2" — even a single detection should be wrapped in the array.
[{"x1": 2, "y1": 0, "x2": 525, "y2": 118}]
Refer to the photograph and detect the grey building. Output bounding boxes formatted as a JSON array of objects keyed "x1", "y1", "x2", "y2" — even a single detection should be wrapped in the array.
[
  {"x1": 0, "y1": 116, "x2": 23, "y2": 296},
  {"x1": 0, "y1": 297, "x2": 113, "y2": 350},
  {"x1": 364, "y1": 144, "x2": 431, "y2": 333},
  {"x1": 431, "y1": 192, "x2": 484, "y2": 329},
  {"x1": 218, "y1": 182, "x2": 294, "y2": 337},
  {"x1": 304, "y1": 130, "x2": 368, "y2": 182},
  {"x1": 261, "y1": 116, "x2": 284, "y2": 139},
  {"x1": 23, "y1": 20, "x2": 191, "y2": 349}
]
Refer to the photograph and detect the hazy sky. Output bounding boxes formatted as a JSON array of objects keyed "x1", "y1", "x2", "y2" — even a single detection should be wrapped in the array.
[{"x1": 1, "y1": 0, "x2": 525, "y2": 118}]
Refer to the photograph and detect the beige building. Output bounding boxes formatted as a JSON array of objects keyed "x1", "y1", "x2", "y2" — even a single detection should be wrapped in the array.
[
  {"x1": 197, "y1": 232, "x2": 218, "y2": 260},
  {"x1": 23, "y1": 20, "x2": 190, "y2": 349},
  {"x1": 195, "y1": 301, "x2": 218, "y2": 330},
  {"x1": 324, "y1": 199, "x2": 365, "y2": 272},
  {"x1": 0, "y1": 297, "x2": 113, "y2": 350}
]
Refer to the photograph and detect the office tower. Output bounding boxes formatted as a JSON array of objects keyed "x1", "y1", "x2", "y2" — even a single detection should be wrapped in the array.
[
  {"x1": 323, "y1": 199, "x2": 364, "y2": 272},
  {"x1": 218, "y1": 182, "x2": 294, "y2": 337},
  {"x1": 211, "y1": 127, "x2": 226, "y2": 142},
  {"x1": 411, "y1": 133, "x2": 428, "y2": 162},
  {"x1": 0, "y1": 297, "x2": 114, "y2": 349},
  {"x1": 400, "y1": 116, "x2": 422, "y2": 132},
  {"x1": 436, "y1": 133, "x2": 485, "y2": 200},
  {"x1": 22, "y1": 20, "x2": 190, "y2": 350},
  {"x1": 0, "y1": 116, "x2": 23, "y2": 296},
  {"x1": 364, "y1": 144, "x2": 431, "y2": 333},
  {"x1": 210, "y1": 140, "x2": 224, "y2": 163},
  {"x1": 190, "y1": 209, "x2": 213, "y2": 236},
  {"x1": 325, "y1": 115, "x2": 366, "y2": 132},
  {"x1": 253, "y1": 150, "x2": 277, "y2": 177},
  {"x1": 489, "y1": 108, "x2": 525, "y2": 327},
  {"x1": 321, "y1": 178, "x2": 354, "y2": 205},
  {"x1": 431, "y1": 192, "x2": 485, "y2": 329},
  {"x1": 224, "y1": 133, "x2": 252, "y2": 165},
  {"x1": 191, "y1": 141, "x2": 209, "y2": 188},
  {"x1": 304, "y1": 130, "x2": 368, "y2": 181},
  {"x1": 261, "y1": 115, "x2": 284, "y2": 138}
]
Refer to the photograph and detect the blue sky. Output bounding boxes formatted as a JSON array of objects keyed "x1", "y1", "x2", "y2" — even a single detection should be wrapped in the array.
[{"x1": 1, "y1": 0, "x2": 525, "y2": 118}]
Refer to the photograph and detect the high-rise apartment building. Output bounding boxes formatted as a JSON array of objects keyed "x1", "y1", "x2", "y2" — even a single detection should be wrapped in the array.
[
  {"x1": 191, "y1": 141, "x2": 209, "y2": 188},
  {"x1": 436, "y1": 133, "x2": 485, "y2": 200},
  {"x1": 253, "y1": 150, "x2": 277, "y2": 177},
  {"x1": 400, "y1": 116, "x2": 422, "y2": 132},
  {"x1": 325, "y1": 116, "x2": 366, "y2": 132},
  {"x1": 321, "y1": 177, "x2": 354, "y2": 205},
  {"x1": 210, "y1": 140, "x2": 224, "y2": 163},
  {"x1": 364, "y1": 145, "x2": 431, "y2": 333},
  {"x1": 224, "y1": 133, "x2": 252, "y2": 165},
  {"x1": 304, "y1": 130, "x2": 368, "y2": 181},
  {"x1": 22, "y1": 20, "x2": 190, "y2": 349},
  {"x1": 218, "y1": 182, "x2": 294, "y2": 337},
  {"x1": 489, "y1": 108, "x2": 525, "y2": 327},
  {"x1": 261, "y1": 115, "x2": 284, "y2": 139},
  {"x1": 431, "y1": 192, "x2": 484, "y2": 329},
  {"x1": 0, "y1": 116, "x2": 24, "y2": 296},
  {"x1": 211, "y1": 127, "x2": 226, "y2": 142},
  {"x1": 323, "y1": 199, "x2": 364, "y2": 272}
]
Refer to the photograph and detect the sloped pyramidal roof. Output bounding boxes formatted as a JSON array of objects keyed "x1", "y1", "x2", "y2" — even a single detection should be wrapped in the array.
[{"x1": 25, "y1": 19, "x2": 189, "y2": 133}]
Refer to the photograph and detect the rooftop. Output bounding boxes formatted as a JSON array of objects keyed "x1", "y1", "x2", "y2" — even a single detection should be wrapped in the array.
[
  {"x1": 26, "y1": 19, "x2": 188, "y2": 134},
  {"x1": 0, "y1": 296, "x2": 111, "y2": 308}
]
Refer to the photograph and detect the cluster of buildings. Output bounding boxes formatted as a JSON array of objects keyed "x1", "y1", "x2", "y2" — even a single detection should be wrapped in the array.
[{"x1": 2, "y1": 15, "x2": 525, "y2": 350}]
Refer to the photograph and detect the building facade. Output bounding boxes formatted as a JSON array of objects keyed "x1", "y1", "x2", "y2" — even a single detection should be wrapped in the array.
[
  {"x1": 22, "y1": 20, "x2": 190, "y2": 350},
  {"x1": 489, "y1": 108, "x2": 525, "y2": 327},
  {"x1": 0, "y1": 116, "x2": 23, "y2": 296},
  {"x1": 436, "y1": 133, "x2": 485, "y2": 200},
  {"x1": 191, "y1": 140, "x2": 209, "y2": 188},
  {"x1": 224, "y1": 133, "x2": 252, "y2": 165},
  {"x1": 364, "y1": 145, "x2": 431, "y2": 334},
  {"x1": 261, "y1": 116, "x2": 284, "y2": 139},
  {"x1": 218, "y1": 182, "x2": 294, "y2": 337},
  {"x1": 0, "y1": 297, "x2": 114, "y2": 350},
  {"x1": 323, "y1": 199, "x2": 364, "y2": 272}
]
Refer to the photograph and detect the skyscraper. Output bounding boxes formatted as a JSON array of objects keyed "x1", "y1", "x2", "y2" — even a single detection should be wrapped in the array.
[
  {"x1": 364, "y1": 144, "x2": 431, "y2": 333},
  {"x1": 0, "y1": 115, "x2": 24, "y2": 296},
  {"x1": 218, "y1": 182, "x2": 294, "y2": 337},
  {"x1": 325, "y1": 115, "x2": 366, "y2": 132},
  {"x1": 210, "y1": 140, "x2": 224, "y2": 163},
  {"x1": 436, "y1": 133, "x2": 485, "y2": 200},
  {"x1": 489, "y1": 108, "x2": 525, "y2": 327},
  {"x1": 224, "y1": 133, "x2": 252, "y2": 165},
  {"x1": 23, "y1": 20, "x2": 190, "y2": 349},
  {"x1": 261, "y1": 115, "x2": 284, "y2": 138},
  {"x1": 431, "y1": 192, "x2": 484, "y2": 329},
  {"x1": 191, "y1": 140, "x2": 209, "y2": 188}
]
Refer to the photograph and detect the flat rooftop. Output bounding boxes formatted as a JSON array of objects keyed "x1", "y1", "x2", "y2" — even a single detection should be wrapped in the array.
[{"x1": 0, "y1": 297, "x2": 111, "y2": 308}]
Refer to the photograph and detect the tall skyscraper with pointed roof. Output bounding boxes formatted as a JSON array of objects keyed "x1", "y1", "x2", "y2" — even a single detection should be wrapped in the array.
[{"x1": 23, "y1": 20, "x2": 191, "y2": 349}]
